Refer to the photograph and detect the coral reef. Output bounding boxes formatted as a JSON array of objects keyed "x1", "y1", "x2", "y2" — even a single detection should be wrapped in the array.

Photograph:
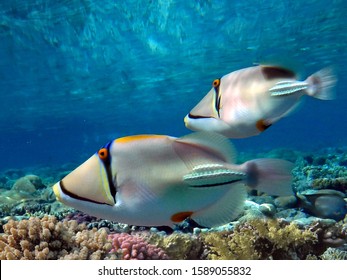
[
  {"x1": 292, "y1": 147, "x2": 347, "y2": 194},
  {"x1": 201, "y1": 219, "x2": 320, "y2": 260},
  {"x1": 311, "y1": 177, "x2": 347, "y2": 192},
  {"x1": 0, "y1": 216, "x2": 113, "y2": 260},
  {"x1": 1, "y1": 146, "x2": 347, "y2": 260},
  {"x1": 0, "y1": 216, "x2": 170, "y2": 260},
  {"x1": 108, "y1": 233, "x2": 169, "y2": 260},
  {"x1": 147, "y1": 232, "x2": 202, "y2": 260},
  {"x1": 320, "y1": 247, "x2": 347, "y2": 260},
  {"x1": 310, "y1": 220, "x2": 347, "y2": 249},
  {"x1": 1, "y1": 215, "x2": 346, "y2": 260}
]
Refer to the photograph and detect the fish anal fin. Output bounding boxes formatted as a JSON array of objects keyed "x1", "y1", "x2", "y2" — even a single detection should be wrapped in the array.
[
  {"x1": 191, "y1": 183, "x2": 247, "y2": 228},
  {"x1": 171, "y1": 211, "x2": 194, "y2": 223}
]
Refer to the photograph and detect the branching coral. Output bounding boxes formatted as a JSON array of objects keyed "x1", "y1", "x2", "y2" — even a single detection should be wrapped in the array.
[
  {"x1": 202, "y1": 219, "x2": 319, "y2": 260},
  {"x1": 320, "y1": 247, "x2": 347, "y2": 260},
  {"x1": 108, "y1": 233, "x2": 169, "y2": 260},
  {"x1": 311, "y1": 177, "x2": 347, "y2": 192},
  {"x1": 2, "y1": 215, "x2": 345, "y2": 260},
  {"x1": 0, "y1": 216, "x2": 113, "y2": 260}
]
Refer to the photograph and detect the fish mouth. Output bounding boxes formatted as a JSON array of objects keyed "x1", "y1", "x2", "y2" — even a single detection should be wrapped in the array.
[
  {"x1": 52, "y1": 154, "x2": 116, "y2": 206},
  {"x1": 184, "y1": 114, "x2": 215, "y2": 128},
  {"x1": 187, "y1": 113, "x2": 214, "y2": 119},
  {"x1": 53, "y1": 179, "x2": 114, "y2": 205}
]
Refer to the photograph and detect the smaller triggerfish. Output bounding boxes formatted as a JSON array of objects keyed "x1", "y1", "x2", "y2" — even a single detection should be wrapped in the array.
[
  {"x1": 184, "y1": 65, "x2": 337, "y2": 138},
  {"x1": 297, "y1": 189, "x2": 347, "y2": 221},
  {"x1": 53, "y1": 132, "x2": 293, "y2": 228}
]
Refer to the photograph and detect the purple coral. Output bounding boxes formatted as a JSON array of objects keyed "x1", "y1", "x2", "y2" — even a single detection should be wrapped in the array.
[
  {"x1": 64, "y1": 211, "x2": 98, "y2": 224},
  {"x1": 108, "y1": 233, "x2": 169, "y2": 260}
]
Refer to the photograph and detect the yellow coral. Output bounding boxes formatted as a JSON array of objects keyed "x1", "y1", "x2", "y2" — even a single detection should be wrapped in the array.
[
  {"x1": 146, "y1": 232, "x2": 202, "y2": 260},
  {"x1": 202, "y1": 219, "x2": 318, "y2": 260}
]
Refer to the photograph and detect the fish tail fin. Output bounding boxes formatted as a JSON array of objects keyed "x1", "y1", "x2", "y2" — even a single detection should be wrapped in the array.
[
  {"x1": 243, "y1": 158, "x2": 294, "y2": 196},
  {"x1": 306, "y1": 67, "x2": 337, "y2": 100}
]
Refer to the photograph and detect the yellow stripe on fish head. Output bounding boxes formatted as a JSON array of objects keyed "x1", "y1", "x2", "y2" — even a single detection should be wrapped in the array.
[
  {"x1": 53, "y1": 153, "x2": 115, "y2": 206},
  {"x1": 115, "y1": 134, "x2": 168, "y2": 144}
]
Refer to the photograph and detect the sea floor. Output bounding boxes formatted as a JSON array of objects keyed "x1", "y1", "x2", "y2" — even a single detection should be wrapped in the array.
[{"x1": 0, "y1": 146, "x2": 346, "y2": 260}]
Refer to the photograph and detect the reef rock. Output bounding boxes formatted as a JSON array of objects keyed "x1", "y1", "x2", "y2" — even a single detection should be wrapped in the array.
[{"x1": 12, "y1": 175, "x2": 46, "y2": 194}]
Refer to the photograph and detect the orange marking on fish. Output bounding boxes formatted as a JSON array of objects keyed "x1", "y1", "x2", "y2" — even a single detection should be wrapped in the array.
[
  {"x1": 256, "y1": 119, "x2": 272, "y2": 132},
  {"x1": 171, "y1": 211, "x2": 194, "y2": 223},
  {"x1": 115, "y1": 135, "x2": 167, "y2": 144}
]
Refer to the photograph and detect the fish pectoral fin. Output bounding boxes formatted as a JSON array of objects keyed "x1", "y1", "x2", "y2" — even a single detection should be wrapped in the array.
[
  {"x1": 183, "y1": 164, "x2": 246, "y2": 187},
  {"x1": 257, "y1": 100, "x2": 303, "y2": 131},
  {"x1": 191, "y1": 183, "x2": 247, "y2": 227},
  {"x1": 269, "y1": 81, "x2": 308, "y2": 96}
]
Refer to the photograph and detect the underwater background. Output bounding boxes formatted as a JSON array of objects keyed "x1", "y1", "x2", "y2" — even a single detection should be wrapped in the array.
[
  {"x1": 0, "y1": 0, "x2": 346, "y2": 171},
  {"x1": 1, "y1": 0, "x2": 347, "y2": 260}
]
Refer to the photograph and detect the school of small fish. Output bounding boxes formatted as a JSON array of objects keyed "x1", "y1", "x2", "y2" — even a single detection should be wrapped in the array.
[{"x1": 53, "y1": 64, "x2": 338, "y2": 227}]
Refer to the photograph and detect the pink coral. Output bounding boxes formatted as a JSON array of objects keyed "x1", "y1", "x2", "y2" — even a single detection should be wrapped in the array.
[{"x1": 108, "y1": 233, "x2": 169, "y2": 260}]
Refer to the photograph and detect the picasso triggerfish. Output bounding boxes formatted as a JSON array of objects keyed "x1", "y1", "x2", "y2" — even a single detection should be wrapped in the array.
[
  {"x1": 53, "y1": 132, "x2": 293, "y2": 228},
  {"x1": 185, "y1": 65, "x2": 337, "y2": 138}
]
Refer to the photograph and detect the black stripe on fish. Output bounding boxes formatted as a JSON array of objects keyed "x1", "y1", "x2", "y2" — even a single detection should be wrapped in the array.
[
  {"x1": 261, "y1": 66, "x2": 296, "y2": 80},
  {"x1": 189, "y1": 178, "x2": 243, "y2": 188},
  {"x1": 99, "y1": 141, "x2": 117, "y2": 203},
  {"x1": 59, "y1": 180, "x2": 111, "y2": 205}
]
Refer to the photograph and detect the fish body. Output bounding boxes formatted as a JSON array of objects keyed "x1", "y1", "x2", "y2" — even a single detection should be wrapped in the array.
[
  {"x1": 185, "y1": 65, "x2": 337, "y2": 138},
  {"x1": 53, "y1": 132, "x2": 293, "y2": 228}
]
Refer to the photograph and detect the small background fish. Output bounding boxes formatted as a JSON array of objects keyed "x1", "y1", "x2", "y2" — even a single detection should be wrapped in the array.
[{"x1": 185, "y1": 65, "x2": 337, "y2": 138}]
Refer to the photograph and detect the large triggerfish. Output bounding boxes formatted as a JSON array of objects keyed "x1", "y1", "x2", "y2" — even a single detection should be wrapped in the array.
[
  {"x1": 53, "y1": 132, "x2": 293, "y2": 228},
  {"x1": 184, "y1": 65, "x2": 337, "y2": 138}
]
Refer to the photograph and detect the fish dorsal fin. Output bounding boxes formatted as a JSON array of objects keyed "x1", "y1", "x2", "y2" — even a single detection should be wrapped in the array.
[
  {"x1": 191, "y1": 183, "x2": 247, "y2": 227},
  {"x1": 176, "y1": 132, "x2": 237, "y2": 164}
]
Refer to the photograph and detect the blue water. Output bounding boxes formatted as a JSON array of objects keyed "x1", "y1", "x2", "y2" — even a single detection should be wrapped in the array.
[{"x1": 0, "y1": 0, "x2": 346, "y2": 171}]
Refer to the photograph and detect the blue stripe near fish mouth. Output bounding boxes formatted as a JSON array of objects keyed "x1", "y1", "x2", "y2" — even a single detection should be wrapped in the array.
[
  {"x1": 99, "y1": 141, "x2": 117, "y2": 203},
  {"x1": 213, "y1": 78, "x2": 221, "y2": 118}
]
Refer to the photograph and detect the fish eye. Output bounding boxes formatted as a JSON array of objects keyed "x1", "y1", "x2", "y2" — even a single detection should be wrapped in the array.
[
  {"x1": 98, "y1": 148, "x2": 108, "y2": 160},
  {"x1": 212, "y1": 79, "x2": 220, "y2": 88}
]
